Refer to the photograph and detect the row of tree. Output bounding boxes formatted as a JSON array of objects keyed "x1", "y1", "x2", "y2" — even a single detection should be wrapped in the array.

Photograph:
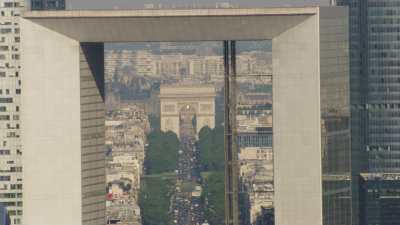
[
  {"x1": 146, "y1": 130, "x2": 179, "y2": 174},
  {"x1": 140, "y1": 129, "x2": 180, "y2": 225},
  {"x1": 198, "y1": 125, "x2": 226, "y2": 225},
  {"x1": 140, "y1": 123, "x2": 226, "y2": 225}
]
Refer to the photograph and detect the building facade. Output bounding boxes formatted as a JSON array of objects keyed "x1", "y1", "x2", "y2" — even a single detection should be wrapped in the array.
[
  {"x1": 30, "y1": 0, "x2": 65, "y2": 10},
  {"x1": 0, "y1": 1, "x2": 23, "y2": 224},
  {"x1": 337, "y1": 0, "x2": 400, "y2": 177},
  {"x1": 359, "y1": 173, "x2": 400, "y2": 225},
  {"x1": 21, "y1": 7, "x2": 350, "y2": 225},
  {"x1": 335, "y1": 1, "x2": 400, "y2": 224}
]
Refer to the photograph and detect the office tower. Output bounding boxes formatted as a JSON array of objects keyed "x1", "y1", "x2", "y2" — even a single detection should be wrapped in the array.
[
  {"x1": 30, "y1": 0, "x2": 64, "y2": 10},
  {"x1": 359, "y1": 173, "x2": 400, "y2": 225},
  {"x1": 335, "y1": 1, "x2": 400, "y2": 224},
  {"x1": 21, "y1": 7, "x2": 350, "y2": 225},
  {"x1": 336, "y1": 0, "x2": 400, "y2": 173},
  {"x1": 0, "y1": 1, "x2": 23, "y2": 225}
]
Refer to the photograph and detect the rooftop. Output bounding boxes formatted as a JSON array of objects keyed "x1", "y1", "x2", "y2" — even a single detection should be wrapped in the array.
[
  {"x1": 24, "y1": 7, "x2": 318, "y2": 18},
  {"x1": 21, "y1": 6, "x2": 346, "y2": 42}
]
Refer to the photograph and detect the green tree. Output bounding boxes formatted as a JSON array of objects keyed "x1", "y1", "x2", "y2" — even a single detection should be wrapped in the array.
[
  {"x1": 202, "y1": 172, "x2": 225, "y2": 225},
  {"x1": 198, "y1": 125, "x2": 225, "y2": 171},
  {"x1": 146, "y1": 130, "x2": 179, "y2": 174},
  {"x1": 139, "y1": 176, "x2": 175, "y2": 225}
]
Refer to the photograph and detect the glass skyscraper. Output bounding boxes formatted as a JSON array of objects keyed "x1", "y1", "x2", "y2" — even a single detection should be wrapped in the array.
[
  {"x1": 336, "y1": 0, "x2": 400, "y2": 224},
  {"x1": 31, "y1": 0, "x2": 65, "y2": 10},
  {"x1": 359, "y1": 173, "x2": 400, "y2": 225}
]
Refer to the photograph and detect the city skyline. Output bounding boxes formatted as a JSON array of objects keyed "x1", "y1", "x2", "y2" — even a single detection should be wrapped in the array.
[{"x1": 1, "y1": 1, "x2": 399, "y2": 225}]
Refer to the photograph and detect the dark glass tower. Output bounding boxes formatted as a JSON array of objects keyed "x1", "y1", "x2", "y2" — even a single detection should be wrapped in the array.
[
  {"x1": 31, "y1": 0, "x2": 65, "y2": 10},
  {"x1": 336, "y1": 0, "x2": 400, "y2": 224},
  {"x1": 359, "y1": 174, "x2": 400, "y2": 225}
]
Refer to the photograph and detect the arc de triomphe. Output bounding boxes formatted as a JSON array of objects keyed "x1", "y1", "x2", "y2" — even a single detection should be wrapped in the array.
[{"x1": 160, "y1": 84, "x2": 216, "y2": 137}]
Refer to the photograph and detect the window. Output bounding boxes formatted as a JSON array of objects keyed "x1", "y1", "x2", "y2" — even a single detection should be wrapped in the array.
[
  {"x1": 0, "y1": 176, "x2": 10, "y2": 181},
  {"x1": 0, "y1": 45, "x2": 9, "y2": 51},
  {"x1": 0, "y1": 150, "x2": 10, "y2": 155},
  {"x1": 4, "y1": 2, "x2": 13, "y2": 7},
  {"x1": 0, "y1": 115, "x2": 10, "y2": 120},
  {"x1": 0, "y1": 98, "x2": 13, "y2": 103}
]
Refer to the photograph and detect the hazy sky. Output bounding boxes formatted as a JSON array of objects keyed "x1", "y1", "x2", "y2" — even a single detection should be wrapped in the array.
[{"x1": 67, "y1": 0, "x2": 330, "y2": 10}]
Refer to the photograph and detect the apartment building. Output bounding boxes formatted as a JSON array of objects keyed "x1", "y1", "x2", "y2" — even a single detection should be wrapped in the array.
[{"x1": 0, "y1": 0, "x2": 23, "y2": 224}]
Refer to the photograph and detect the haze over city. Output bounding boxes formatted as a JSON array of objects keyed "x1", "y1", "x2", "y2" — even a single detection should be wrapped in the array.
[{"x1": 1, "y1": 1, "x2": 400, "y2": 225}]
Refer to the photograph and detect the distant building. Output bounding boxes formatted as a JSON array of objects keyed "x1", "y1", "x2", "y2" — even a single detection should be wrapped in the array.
[
  {"x1": 239, "y1": 147, "x2": 274, "y2": 225},
  {"x1": 30, "y1": 0, "x2": 64, "y2": 10},
  {"x1": 0, "y1": 0, "x2": 24, "y2": 224},
  {"x1": 105, "y1": 105, "x2": 148, "y2": 225},
  {"x1": 134, "y1": 50, "x2": 157, "y2": 77},
  {"x1": 237, "y1": 114, "x2": 272, "y2": 148},
  {"x1": 237, "y1": 127, "x2": 272, "y2": 148}
]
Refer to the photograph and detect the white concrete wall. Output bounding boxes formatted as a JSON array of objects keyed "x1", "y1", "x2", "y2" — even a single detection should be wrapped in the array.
[
  {"x1": 21, "y1": 19, "x2": 82, "y2": 225},
  {"x1": 273, "y1": 14, "x2": 322, "y2": 225},
  {"x1": 25, "y1": 10, "x2": 312, "y2": 42}
]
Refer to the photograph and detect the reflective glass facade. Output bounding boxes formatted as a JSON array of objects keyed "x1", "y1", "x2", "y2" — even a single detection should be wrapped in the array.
[
  {"x1": 337, "y1": 0, "x2": 400, "y2": 176},
  {"x1": 359, "y1": 174, "x2": 400, "y2": 225},
  {"x1": 320, "y1": 12, "x2": 352, "y2": 225},
  {"x1": 336, "y1": 1, "x2": 400, "y2": 224},
  {"x1": 31, "y1": 0, "x2": 64, "y2": 10},
  {"x1": 366, "y1": 1, "x2": 400, "y2": 173}
]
